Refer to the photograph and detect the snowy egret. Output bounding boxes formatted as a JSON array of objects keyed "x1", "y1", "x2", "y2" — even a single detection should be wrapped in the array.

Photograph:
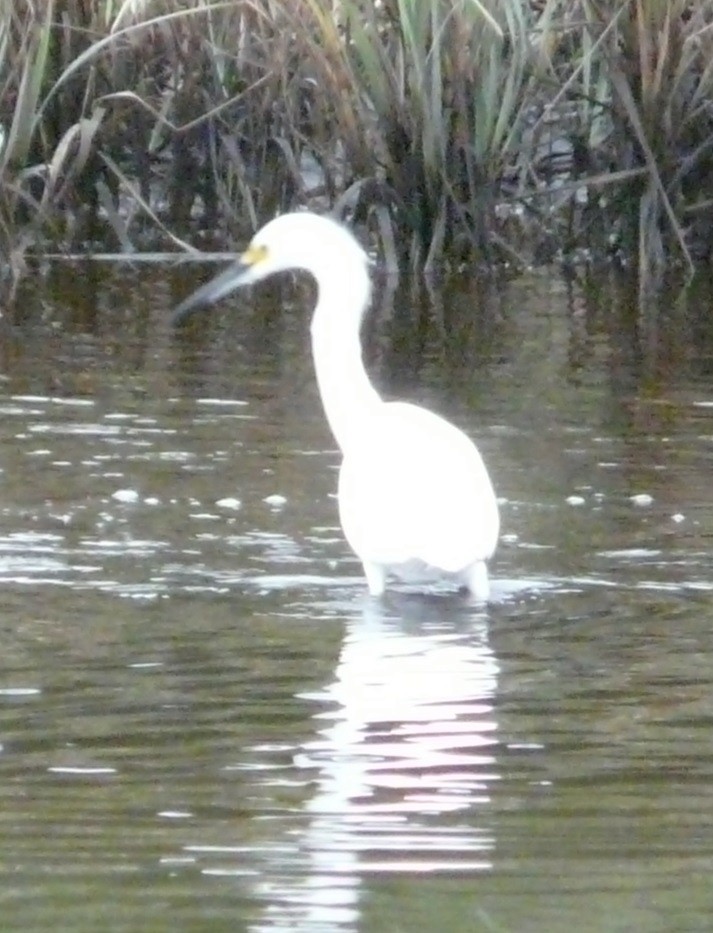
[{"x1": 173, "y1": 212, "x2": 499, "y2": 599}]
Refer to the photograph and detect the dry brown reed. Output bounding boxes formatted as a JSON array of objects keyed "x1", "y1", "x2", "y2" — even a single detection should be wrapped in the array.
[{"x1": 1, "y1": 0, "x2": 713, "y2": 301}]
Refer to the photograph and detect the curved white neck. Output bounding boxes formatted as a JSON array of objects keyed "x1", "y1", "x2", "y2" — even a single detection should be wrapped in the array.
[{"x1": 310, "y1": 260, "x2": 381, "y2": 452}]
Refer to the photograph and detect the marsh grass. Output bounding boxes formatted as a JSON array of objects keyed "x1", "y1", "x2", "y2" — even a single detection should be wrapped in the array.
[
  {"x1": 1, "y1": 0, "x2": 713, "y2": 301},
  {"x1": 308, "y1": 0, "x2": 539, "y2": 269},
  {"x1": 583, "y1": 0, "x2": 713, "y2": 291}
]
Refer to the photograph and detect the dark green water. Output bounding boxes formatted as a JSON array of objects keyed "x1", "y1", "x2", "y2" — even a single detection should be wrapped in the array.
[{"x1": 0, "y1": 262, "x2": 712, "y2": 930}]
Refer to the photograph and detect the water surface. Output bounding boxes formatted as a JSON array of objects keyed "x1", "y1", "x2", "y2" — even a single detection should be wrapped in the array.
[{"x1": 0, "y1": 262, "x2": 712, "y2": 930}]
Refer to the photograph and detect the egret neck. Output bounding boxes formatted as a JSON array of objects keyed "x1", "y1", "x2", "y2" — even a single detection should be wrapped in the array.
[{"x1": 309, "y1": 255, "x2": 381, "y2": 453}]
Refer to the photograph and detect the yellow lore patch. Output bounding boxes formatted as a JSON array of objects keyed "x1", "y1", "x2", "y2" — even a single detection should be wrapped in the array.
[{"x1": 241, "y1": 243, "x2": 268, "y2": 265}]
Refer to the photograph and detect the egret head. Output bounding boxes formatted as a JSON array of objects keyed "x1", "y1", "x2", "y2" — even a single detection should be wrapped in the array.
[{"x1": 172, "y1": 212, "x2": 368, "y2": 325}]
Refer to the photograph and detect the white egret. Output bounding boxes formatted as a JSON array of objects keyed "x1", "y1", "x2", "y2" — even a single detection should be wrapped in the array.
[{"x1": 173, "y1": 212, "x2": 499, "y2": 599}]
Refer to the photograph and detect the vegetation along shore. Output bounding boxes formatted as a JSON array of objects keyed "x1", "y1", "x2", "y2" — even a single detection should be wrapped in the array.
[{"x1": 1, "y1": 1, "x2": 712, "y2": 301}]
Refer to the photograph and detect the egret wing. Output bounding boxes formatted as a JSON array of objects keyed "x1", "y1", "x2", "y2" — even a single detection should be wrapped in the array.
[{"x1": 338, "y1": 402, "x2": 498, "y2": 572}]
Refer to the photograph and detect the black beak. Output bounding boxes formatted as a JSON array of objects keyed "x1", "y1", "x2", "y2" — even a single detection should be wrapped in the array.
[{"x1": 172, "y1": 259, "x2": 252, "y2": 325}]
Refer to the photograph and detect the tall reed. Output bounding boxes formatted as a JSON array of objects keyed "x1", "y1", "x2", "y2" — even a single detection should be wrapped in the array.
[
  {"x1": 1, "y1": 0, "x2": 713, "y2": 301},
  {"x1": 296, "y1": 0, "x2": 543, "y2": 268}
]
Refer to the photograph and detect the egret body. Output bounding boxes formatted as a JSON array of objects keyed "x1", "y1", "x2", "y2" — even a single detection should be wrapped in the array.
[{"x1": 173, "y1": 212, "x2": 499, "y2": 599}]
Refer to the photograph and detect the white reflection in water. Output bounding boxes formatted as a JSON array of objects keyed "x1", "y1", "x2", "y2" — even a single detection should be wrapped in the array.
[{"x1": 253, "y1": 595, "x2": 500, "y2": 931}]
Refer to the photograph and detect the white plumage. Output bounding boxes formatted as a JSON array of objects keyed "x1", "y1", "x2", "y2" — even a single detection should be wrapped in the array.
[{"x1": 173, "y1": 212, "x2": 499, "y2": 599}]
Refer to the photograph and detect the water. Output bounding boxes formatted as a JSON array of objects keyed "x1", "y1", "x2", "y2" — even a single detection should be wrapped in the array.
[{"x1": 1, "y1": 262, "x2": 713, "y2": 930}]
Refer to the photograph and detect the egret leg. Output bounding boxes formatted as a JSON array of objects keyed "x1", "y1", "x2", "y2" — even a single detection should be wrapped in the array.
[
  {"x1": 464, "y1": 561, "x2": 490, "y2": 602},
  {"x1": 362, "y1": 561, "x2": 386, "y2": 597}
]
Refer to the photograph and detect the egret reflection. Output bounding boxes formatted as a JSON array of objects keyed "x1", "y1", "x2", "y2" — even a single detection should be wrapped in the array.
[{"x1": 250, "y1": 594, "x2": 500, "y2": 930}]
